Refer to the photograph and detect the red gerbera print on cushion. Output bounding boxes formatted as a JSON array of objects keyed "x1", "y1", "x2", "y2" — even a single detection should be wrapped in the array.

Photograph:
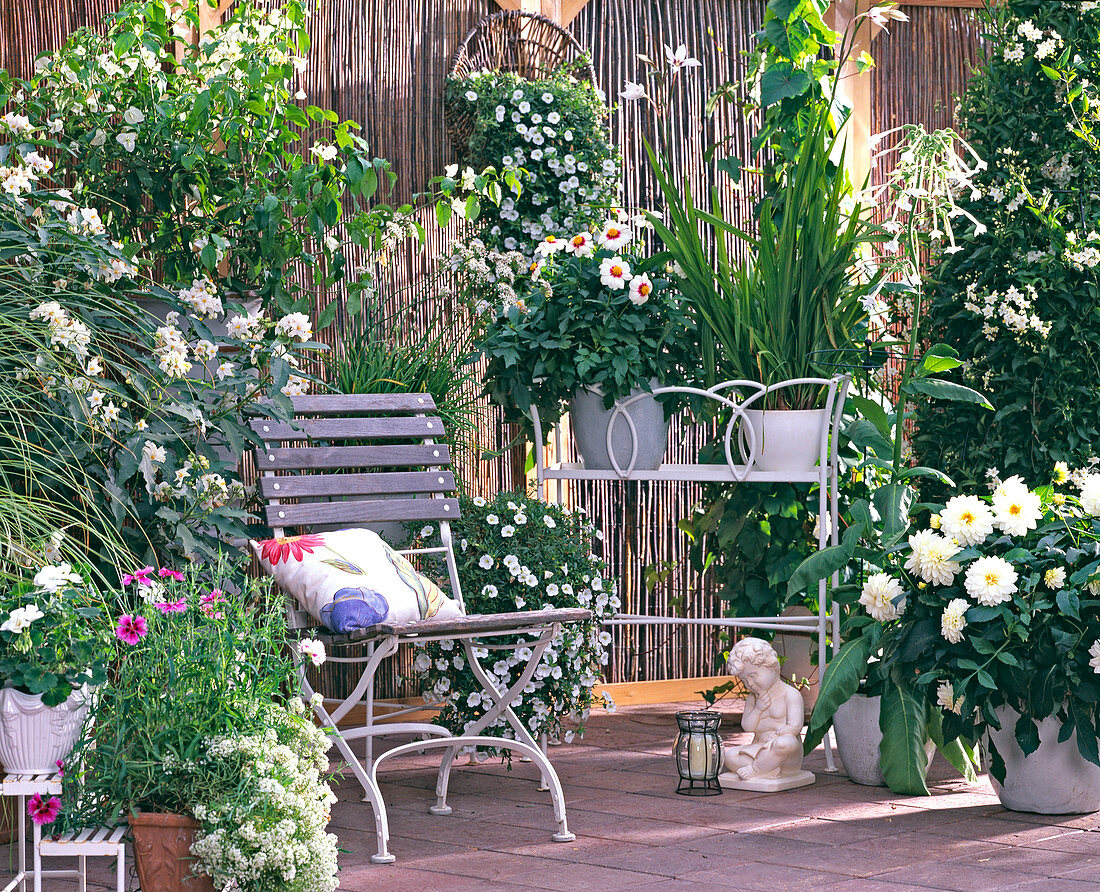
[{"x1": 258, "y1": 533, "x2": 326, "y2": 565}]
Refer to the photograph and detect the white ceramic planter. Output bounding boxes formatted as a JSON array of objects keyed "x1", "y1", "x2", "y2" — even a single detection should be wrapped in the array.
[
  {"x1": 739, "y1": 408, "x2": 828, "y2": 472},
  {"x1": 571, "y1": 381, "x2": 668, "y2": 472},
  {"x1": 833, "y1": 693, "x2": 934, "y2": 787},
  {"x1": 986, "y1": 706, "x2": 1100, "y2": 814},
  {"x1": 0, "y1": 686, "x2": 89, "y2": 774}
]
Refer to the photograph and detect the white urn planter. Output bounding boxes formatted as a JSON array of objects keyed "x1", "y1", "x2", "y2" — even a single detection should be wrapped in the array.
[
  {"x1": 0, "y1": 686, "x2": 89, "y2": 774},
  {"x1": 833, "y1": 693, "x2": 935, "y2": 787},
  {"x1": 740, "y1": 408, "x2": 828, "y2": 472},
  {"x1": 570, "y1": 381, "x2": 668, "y2": 472},
  {"x1": 986, "y1": 706, "x2": 1100, "y2": 814}
]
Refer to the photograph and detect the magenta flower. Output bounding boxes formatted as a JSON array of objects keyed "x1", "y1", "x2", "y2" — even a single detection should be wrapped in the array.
[
  {"x1": 28, "y1": 794, "x2": 60, "y2": 826},
  {"x1": 115, "y1": 614, "x2": 148, "y2": 645},
  {"x1": 157, "y1": 568, "x2": 185, "y2": 581},
  {"x1": 121, "y1": 566, "x2": 154, "y2": 587},
  {"x1": 54, "y1": 759, "x2": 64, "y2": 779},
  {"x1": 154, "y1": 599, "x2": 187, "y2": 614},
  {"x1": 200, "y1": 589, "x2": 226, "y2": 619}
]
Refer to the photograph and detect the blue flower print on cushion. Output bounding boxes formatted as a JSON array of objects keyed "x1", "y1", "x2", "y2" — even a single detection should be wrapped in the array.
[{"x1": 320, "y1": 587, "x2": 389, "y2": 633}]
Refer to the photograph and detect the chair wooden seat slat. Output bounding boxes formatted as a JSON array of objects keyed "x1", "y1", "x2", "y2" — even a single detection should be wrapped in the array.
[{"x1": 251, "y1": 393, "x2": 585, "y2": 865}]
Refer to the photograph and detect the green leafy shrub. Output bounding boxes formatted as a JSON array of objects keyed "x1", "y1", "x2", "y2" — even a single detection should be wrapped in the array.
[
  {"x1": 445, "y1": 66, "x2": 619, "y2": 252},
  {"x1": 914, "y1": 0, "x2": 1100, "y2": 488},
  {"x1": 412, "y1": 492, "x2": 616, "y2": 742}
]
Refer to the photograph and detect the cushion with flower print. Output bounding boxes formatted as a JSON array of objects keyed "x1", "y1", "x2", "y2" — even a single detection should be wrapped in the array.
[{"x1": 250, "y1": 528, "x2": 464, "y2": 632}]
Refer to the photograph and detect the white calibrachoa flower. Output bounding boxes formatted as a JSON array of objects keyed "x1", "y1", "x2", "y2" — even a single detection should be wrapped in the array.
[
  {"x1": 501, "y1": 524, "x2": 516, "y2": 538},
  {"x1": 478, "y1": 554, "x2": 494, "y2": 570},
  {"x1": 940, "y1": 494, "x2": 995, "y2": 546},
  {"x1": 859, "y1": 573, "x2": 904, "y2": 622},
  {"x1": 964, "y1": 556, "x2": 1018, "y2": 606},
  {"x1": 1090, "y1": 640, "x2": 1100, "y2": 674},
  {"x1": 941, "y1": 598, "x2": 969, "y2": 643}
]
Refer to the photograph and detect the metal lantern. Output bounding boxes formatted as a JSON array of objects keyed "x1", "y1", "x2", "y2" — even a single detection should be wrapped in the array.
[{"x1": 674, "y1": 710, "x2": 723, "y2": 796}]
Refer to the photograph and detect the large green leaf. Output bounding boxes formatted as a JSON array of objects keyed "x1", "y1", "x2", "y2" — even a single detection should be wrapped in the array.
[
  {"x1": 912, "y1": 344, "x2": 962, "y2": 378},
  {"x1": 873, "y1": 483, "x2": 913, "y2": 542},
  {"x1": 759, "y1": 62, "x2": 812, "y2": 107},
  {"x1": 879, "y1": 677, "x2": 930, "y2": 795},
  {"x1": 786, "y1": 517, "x2": 865, "y2": 597},
  {"x1": 804, "y1": 638, "x2": 871, "y2": 754},
  {"x1": 907, "y1": 377, "x2": 993, "y2": 410}
]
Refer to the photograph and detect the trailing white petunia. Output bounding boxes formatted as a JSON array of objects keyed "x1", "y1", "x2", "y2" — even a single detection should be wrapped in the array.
[
  {"x1": 859, "y1": 573, "x2": 905, "y2": 622},
  {"x1": 940, "y1": 494, "x2": 995, "y2": 546},
  {"x1": 964, "y1": 555, "x2": 1018, "y2": 606},
  {"x1": 941, "y1": 598, "x2": 969, "y2": 643}
]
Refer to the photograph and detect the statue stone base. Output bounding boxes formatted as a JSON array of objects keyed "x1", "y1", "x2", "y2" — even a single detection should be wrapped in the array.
[{"x1": 718, "y1": 768, "x2": 815, "y2": 793}]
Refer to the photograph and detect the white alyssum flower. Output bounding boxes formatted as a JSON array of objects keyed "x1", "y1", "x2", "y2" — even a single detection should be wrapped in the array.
[
  {"x1": 859, "y1": 573, "x2": 904, "y2": 622},
  {"x1": 941, "y1": 598, "x2": 969, "y2": 643},
  {"x1": 940, "y1": 495, "x2": 996, "y2": 546},
  {"x1": 964, "y1": 556, "x2": 1018, "y2": 606}
]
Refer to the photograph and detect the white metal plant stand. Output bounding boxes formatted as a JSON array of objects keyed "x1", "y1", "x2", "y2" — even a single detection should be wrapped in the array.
[{"x1": 532, "y1": 377, "x2": 850, "y2": 770}]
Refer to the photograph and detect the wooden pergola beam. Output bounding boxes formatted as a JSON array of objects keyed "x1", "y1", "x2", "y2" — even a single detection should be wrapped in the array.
[{"x1": 492, "y1": 0, "x2": 592, "y2": 26}]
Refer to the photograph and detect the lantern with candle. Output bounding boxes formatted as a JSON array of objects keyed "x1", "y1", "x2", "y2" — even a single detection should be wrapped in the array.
[{"x1": 673, "y1": 710, "x2": 723, "y2": 795}]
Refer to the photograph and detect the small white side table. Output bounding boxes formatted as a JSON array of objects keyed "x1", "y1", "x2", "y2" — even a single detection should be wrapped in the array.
[{"x1": 1, "y1": 772, "x2": 125, "y2": 892}]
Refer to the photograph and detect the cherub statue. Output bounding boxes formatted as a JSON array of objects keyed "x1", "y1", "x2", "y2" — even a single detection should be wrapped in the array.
[{"x1": 719, "y1": 637, "x2": 815, "y2": 791}]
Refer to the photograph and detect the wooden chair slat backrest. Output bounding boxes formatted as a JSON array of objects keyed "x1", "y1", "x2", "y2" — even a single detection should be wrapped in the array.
[{"x1": 250, "y1": 393, "x2": 464, "y2": 628}]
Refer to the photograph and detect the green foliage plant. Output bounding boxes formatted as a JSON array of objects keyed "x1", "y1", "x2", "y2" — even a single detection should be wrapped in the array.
[
  {"x1": 457, "y1": 226, "x2": 692, "y2": 437},
  {"x1": 913, "y1": 0, "x2": 1100, "y2": 489},
  {"x1": 445, "y1": 65, "x2": 620, "y2": 253},
  {"x1": 0, "y1": 559, "x2": 110, "y2": 707},
  {"x1": 412, "y1": 491, "x2": 617, "y2": 742}
]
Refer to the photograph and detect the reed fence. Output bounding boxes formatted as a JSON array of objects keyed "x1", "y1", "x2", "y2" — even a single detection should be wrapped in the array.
[{"x1": 0, "y1": 0, "x2": 986, "y2": 695}]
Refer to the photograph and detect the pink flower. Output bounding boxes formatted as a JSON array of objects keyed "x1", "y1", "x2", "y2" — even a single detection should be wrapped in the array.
[
  {"x1": 121, "y1": 566, "x2": 154, "y2": 587},
  {"x1": 28, "y1": 794, "x2": 60, "y2": 826},
  {"x1": 154, "y1": 599, "x2": 187, "y2": 614},
  {"x1": 200, "y1": 589, "x2": 225, "y2": 619},
  {"x1": 157, "y1": 568, "x2": 185, "y2": 581},
  {"x1": 54, "y1": 759, "x2": 64, "y2": 779},
  {"x1": 116, "y1": 614, "x2": 148, "y2": 645}
]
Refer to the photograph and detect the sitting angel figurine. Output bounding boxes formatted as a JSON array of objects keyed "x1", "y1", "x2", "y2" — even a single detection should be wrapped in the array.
[{"x1": 720, "y1": 637, "x2": 815, "y2": 791}]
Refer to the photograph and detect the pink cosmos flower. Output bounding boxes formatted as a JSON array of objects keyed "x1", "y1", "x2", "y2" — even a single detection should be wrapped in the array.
[
  {"x1": 154, "y1": 599, "x2": 187, "y2": 614},
  {"x1": 157, "y1": 568, "x2": 185, "y2": 581},
  {"x1": 116, "y1": 614, "x2": 148, "y2": 645},
  {"x1": 121, "y1": 566, "x2": 154, "y2": 587},
  {"x1": 28, "y1": 794, "x2": 61, "y2": 826}
]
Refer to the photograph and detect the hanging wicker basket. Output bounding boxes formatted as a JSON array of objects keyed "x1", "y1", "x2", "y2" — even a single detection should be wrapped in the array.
[{"x1": 444, "y1": 10, "x2": 599, "y2": 152}]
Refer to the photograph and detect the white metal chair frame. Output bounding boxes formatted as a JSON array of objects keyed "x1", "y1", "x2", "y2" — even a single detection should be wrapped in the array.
[
  {"x1": 252, "y1": 394, "x2": 582, "y2": 864},
  {"x1": 532, "y1": 376, "x2": 850, "y2": 770}
]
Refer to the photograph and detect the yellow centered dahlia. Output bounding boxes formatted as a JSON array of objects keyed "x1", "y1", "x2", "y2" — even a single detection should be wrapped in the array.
[
  {"x1": 941, "y1": 598, "x2": 969, "y2": 644},
  {"x1": 1053, "y1": 461, "x2": 1070, "y2": 485},
  {"x1": 1044, "y1": 566, "x2": 1066, "y2": 591},
  {"x1": 964, "y1": 556, "x2": 1018, "y2": 606},
  {"x1": 936, "y1": 680, "x2": 963, "y2": 715},
  {"x1": 1080, "y1": 474, "x2": 1100, "y2": 516},
  {"x1": 991, "y1": 476, "x2": 1042, "y2": 537},
  {"x1": 904, "y1": 529, "x2": 961, "y2": 586},
  {"x1": 859, "y1": 573, "x2": 905, "y2": 622},
  {"x1": 940, "y1": 495, "x2": 995, "y2": 546},
  {"x1": 1090, "y1": 640, "x2": 1100, "y2": 674}
]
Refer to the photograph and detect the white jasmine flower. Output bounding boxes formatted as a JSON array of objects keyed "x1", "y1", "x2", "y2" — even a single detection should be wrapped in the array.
[
  {"x1": 275, "y1": 312, "x2": 313, "y2": 342},
  {"x1": 964, "y1": 556, "x2": 1018, "y2": 606}
]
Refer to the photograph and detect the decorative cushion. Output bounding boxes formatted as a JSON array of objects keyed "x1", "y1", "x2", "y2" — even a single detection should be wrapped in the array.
[{"x1": 250, "y1": 528, "x2": 464, "y2": 632}]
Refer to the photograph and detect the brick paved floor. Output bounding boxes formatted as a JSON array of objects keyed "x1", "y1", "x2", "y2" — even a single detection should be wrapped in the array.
[{"x1": 7, "y1": 701, "x2": 1099, "y2": 890}]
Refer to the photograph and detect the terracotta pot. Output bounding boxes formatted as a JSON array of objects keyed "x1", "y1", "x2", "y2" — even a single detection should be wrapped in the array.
[{"x1": 129, "y1": 812, "x2": 214, "y2": 892}]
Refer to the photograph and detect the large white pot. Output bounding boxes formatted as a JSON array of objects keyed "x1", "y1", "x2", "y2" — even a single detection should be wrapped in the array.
[
  {"x1": 0, "y1": 686, "x2": 89, "y2": 774},
  {"x1": 987, "y1": 706, "x2": 1100, "y2": 814},
  {"x1": 739, "y1": 408, "x2": 828, "y2": 472},
  {"x1": 833, "y1": 693, "x2": 934, "y2": 787},
  {"x1": 570, "y1": 381, "x2": 668, "y2": 472}
]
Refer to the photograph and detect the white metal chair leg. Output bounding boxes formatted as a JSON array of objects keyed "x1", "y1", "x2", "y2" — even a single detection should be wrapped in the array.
[
  {"x1": 78, "y1": 855, "x2": 86, "y2": 892},
  {"x1": 116, "y1": 846, "x2": 125, "y2": 892},
  {"x1": 430, "y1": 746, "x2": 458, "y2": 815}
]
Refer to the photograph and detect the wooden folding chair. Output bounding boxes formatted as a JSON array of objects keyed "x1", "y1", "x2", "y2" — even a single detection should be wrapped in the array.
[{"x1": 250, "y1": 393, "x2": 587, "y2": 863}]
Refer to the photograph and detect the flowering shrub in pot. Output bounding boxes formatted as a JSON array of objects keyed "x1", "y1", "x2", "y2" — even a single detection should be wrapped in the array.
[
  {"x1": 0, "y1": 558, "x2": 110, "y2": 773},
  {"x1": 455, "y1": 217, "x2": 692, "y2": 441},
  {"x1": 63, "y1": 564, "x2": 338, "y2": 891},
  {"x1": 412, "y1": 492, "x2": 618, "y2": 743}
]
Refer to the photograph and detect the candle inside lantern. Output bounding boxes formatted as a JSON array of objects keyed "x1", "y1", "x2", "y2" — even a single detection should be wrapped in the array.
[{"x1": 687, "y1": 731, "x2": 709, "y2": 779}]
